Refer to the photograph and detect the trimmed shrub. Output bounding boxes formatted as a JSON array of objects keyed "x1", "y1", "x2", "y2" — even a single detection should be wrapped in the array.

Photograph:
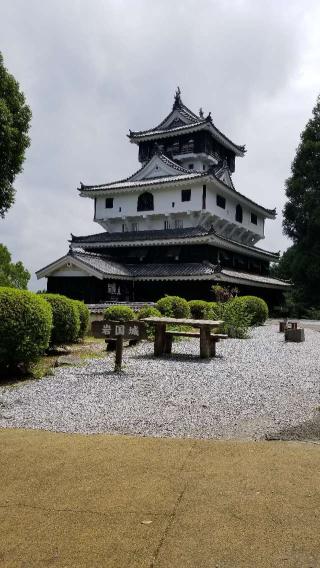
[
  {"x1": 137, "y1": 306, "x2": 162, "y2": 320},
  {"x1": 73, "y1": 300, "x2": 90, "y2": 339},
  {"x1": 137, "y1": 305, "x2": 162, "y2": 340},
  {"x1": 221, "y1": 298, "x2": 252, "y2": 339},
  {"x1": 156, "y1": 296, "x2": 190, "y2": 318},
  {"x1": 236, "y1": 295, "x2": 269, "y2": 325},
  {"x1": 43, "y1": 294, "x2": 80, "y2": 344},
  {"x1": 188, "y1": 300, "x2": 211, "y2": 319},
  {"x1": 0, "y1": 287, "x2": 53, "y2": 371},
  {"x1": 104, "y1": 305, "x2": 135, "y2": 322}
]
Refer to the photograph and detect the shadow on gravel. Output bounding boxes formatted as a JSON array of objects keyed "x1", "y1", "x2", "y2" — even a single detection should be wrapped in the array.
[
  {"x1": 266, "y1": 413, "x2": 320, "y2": 442},
  {"x1": 131, "y1": 353, "x2": 224, "y2": 363}
]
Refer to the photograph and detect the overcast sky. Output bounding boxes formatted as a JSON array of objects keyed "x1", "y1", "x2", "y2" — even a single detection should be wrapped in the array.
[{"x1": 1, "y1": 0, "x2": 320, "y2": 290}]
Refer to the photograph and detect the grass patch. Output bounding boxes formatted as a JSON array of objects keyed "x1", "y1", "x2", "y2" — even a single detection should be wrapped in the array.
[{"x1": 0, "y1": 337, "x2": 108, "y2": 386}]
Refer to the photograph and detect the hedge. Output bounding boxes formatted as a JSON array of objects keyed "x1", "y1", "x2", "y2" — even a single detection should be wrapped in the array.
[
  {"x1": 156, "y1": 296, "x2": 190, "y2": 318},
  {"x1": 104, "y1": 305, "x2": 135, "y2": 321},
  {"x1": 0, "y1": 287, "x2": 53, "y2": 371},
  {"x1": 73, "y1": 300, "x2": 90, "y2": 338},
  {"x1": 43, "y1": 294, "x2": 80, "y2": 344},
  {"x1": 233, "y1": 296, "x2": 269, "y2": 325}
]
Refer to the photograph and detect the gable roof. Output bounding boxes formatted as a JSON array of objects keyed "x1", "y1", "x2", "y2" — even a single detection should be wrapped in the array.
[
  {"x1": 128, "y1": 89, "x2": 245, "y2": 157},
  {"x1": 78, "y1": 153, "x2": 202, "y2": 193}
]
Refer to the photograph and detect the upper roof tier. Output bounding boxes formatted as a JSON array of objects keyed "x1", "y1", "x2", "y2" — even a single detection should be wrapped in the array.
[{"x1": 128, "y1": 87, "x2": 246, "y2": 157}]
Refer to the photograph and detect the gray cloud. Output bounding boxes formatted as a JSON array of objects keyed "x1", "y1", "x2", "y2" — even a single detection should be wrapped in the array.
[{"x1": 0, "y1": 0, "x2": 319, "y2": 289}]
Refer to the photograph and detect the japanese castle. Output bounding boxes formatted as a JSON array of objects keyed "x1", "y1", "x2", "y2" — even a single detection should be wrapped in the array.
[{"x1": 37, "y1": 88, "x2": 289, "y2": 304}]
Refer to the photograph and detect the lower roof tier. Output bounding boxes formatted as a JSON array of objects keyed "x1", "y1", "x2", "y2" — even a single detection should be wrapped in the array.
[
  {"x1": 70, "y1": 226, "x2": 280, "y2": 262},
  {"x1": 37, "y1": 249, "x2": 290, "y2": 290}
]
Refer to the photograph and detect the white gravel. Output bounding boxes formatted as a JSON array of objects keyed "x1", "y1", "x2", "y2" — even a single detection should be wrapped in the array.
[{"x1": 0, "y1": 325, "x2": 319, "y2": 439}]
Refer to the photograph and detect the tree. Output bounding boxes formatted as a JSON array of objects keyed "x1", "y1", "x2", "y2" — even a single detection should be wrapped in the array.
[
  {"x1": 0, "y1": 244, "x2": 30, "y2": 289},
  {"x1": 280, "y1": 95, "x2": 320, "y2": 306},
  {"x1": 0, "y1": 52, "x2": 32, "y2": 217}
]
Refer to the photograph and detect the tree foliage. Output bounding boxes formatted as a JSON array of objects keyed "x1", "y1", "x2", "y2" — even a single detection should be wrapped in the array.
[
  {"x1": 0, "y1": 243, "x2": 30, "y2": 289},
  {"x1": 0, "y1": 52, "x2": 32, "y2": 217},
  {"x1": 280, "y1": 95, "x2": 320, "y2": 306}
]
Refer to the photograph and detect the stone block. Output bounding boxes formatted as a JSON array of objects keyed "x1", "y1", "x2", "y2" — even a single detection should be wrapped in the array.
[{"x1": 285, "y1": 328, "x2": 305, "y2": 342}]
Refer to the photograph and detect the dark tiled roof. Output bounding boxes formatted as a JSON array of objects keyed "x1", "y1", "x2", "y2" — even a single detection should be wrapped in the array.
[
  {"x1": 71, "y1": 226, "x2": 210, "y2": 244},
  {"x1": 128, "y1": 262, "x2": 217, "y2": 277},
  {"x1": 37, "y1": 248, "x2": 289, "y2": 288},
  {"x1": 128, "y1": 93, "x2": 245, "y2": 155},
  {"x1": 129, "y1": 121, "x2": 245, "y2": 156},
  {"x1": 72, "y1": 254, "x2": 289, "y2": 287},
  {"x1": 70, "y1": 227, "x2": 279, "y2": 259},
  {"x1": 216, "y1": 269, "x2": 291, "y2": 288},
  {"x1": 70, "y1": 250, "x2": 131, "y2": 277}
]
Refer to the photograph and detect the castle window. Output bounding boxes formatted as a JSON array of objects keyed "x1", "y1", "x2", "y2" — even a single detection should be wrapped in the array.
[
  {"x1": 175, "y1": 219, "x2": 183, "y2": 229},
  {"x1": 164, "y1": 220, "x2": 171, "y2": 230},
  {"x1": 105, "y1": 198, "x2": 113, "y2": 208},
  {"x1": 131, "y1": 222, "x2": 138, "y2": 232},
  {"x1": 122, "y1": 224, "x2": 126, "y2": 232},
  {"x1": 137, "y1": 192, "x2": 154, "y2": 211},
  {"x1": 188, "y1": 164, "x2": 194, "y2": 169},
  {"x1": 216, "y1": 194, "x2": 226, "y2": 209},
  {"x1": 251, "y1": 212, "x2": 258, "y2": 225},
  {"x1": 181, "y1": 189, "x2": 191, "y2": 202},
  {"x1": 172, "y1": 202, "x2": 175, "y2": 208},
  {"x1": 235, "y1": 204, "x2": 243, "y2": 223}
]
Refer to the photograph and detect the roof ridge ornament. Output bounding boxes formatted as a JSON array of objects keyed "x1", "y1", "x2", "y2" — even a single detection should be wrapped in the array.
[
  {"x1": 173, "y1": 86, "x2": 182, "y2": 109},
  {"x1": 199, "y1": 107, "x2": 204, "y2": 118}
]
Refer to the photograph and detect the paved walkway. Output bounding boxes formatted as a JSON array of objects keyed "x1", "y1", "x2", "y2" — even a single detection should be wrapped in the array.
[{"x1": 1, "y1": 429, "x2": 320, "y2": 567}]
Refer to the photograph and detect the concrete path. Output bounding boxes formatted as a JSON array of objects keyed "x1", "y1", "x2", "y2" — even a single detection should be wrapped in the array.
[{"x1": 1, "y1": 429, "x2": 320, "y2": 567}]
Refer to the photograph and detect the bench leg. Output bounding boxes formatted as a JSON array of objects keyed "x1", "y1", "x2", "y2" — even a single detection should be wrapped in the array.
[
  {"x1": 164, "y1": 333, "x2": 173, "y2": 354},
  {"x1": 200, "y1": 326, "x2": 211, "y2": 359},
  {"x1": 210, "y1": 338, "x2": 217, "y2": 357},
  {"x1": 154, "y1": 323, "x2": 166, "y2": 356}
]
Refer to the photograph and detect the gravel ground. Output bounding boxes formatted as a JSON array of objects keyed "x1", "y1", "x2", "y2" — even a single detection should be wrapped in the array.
[{"x1": 0, "y1": 324, "x2": 319, "y2": 439}]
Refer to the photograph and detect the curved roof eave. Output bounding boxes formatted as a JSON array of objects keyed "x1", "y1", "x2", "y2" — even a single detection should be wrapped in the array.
[{"x1": 128, "y1": 121, "x2": 245, "y2": 157}]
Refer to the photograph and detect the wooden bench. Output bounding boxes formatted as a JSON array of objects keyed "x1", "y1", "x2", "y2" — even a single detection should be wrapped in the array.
[{"x1": 164, "y1": 331, "x2": 228, "y2": 356}]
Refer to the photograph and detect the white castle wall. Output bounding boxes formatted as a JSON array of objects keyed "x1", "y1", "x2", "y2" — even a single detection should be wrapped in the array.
[{"x1": 94, "y1": 182, "x2": 265, "y2": 241}]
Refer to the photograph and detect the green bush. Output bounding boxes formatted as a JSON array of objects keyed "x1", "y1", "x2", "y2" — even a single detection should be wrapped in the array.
[
  {"x1": 236, "y1": 295, "x2": 269, "y2": 325},
  {"x1": 156, "y1": 295, "x2": 190, "y2": 318},
  {"x1": 221, "y1": 299, "x2": 252, "y2": 338},
  {"x1": 207, "y1": 301, "x2": 223, "y2": 319},
  {"x1": 137, "y1": 306, "x2": 162, "y2": 320},
  {"x1": 137, "y1": 305, "x2": 162, "y2": 339},
  {"x1": 0, "y1": 287, "x2": 53, "y2": 371},
  {"x1": 104, "y1": 305, "x2": 135, "y2": 322},
  {"x1": 43, "y1": 294, "x2": 80, "y2": 344},
  {"x1": 73, "y1": 300, "x2": 90, "y2": 338},
  {"x1": 188, "y1": 300, "x2": 211, "y2": 319}
]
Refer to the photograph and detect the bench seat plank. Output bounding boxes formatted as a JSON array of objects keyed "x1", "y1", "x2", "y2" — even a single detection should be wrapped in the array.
[{"x1": 165, "y1": 331, "x2": 227, "y2": 339}]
